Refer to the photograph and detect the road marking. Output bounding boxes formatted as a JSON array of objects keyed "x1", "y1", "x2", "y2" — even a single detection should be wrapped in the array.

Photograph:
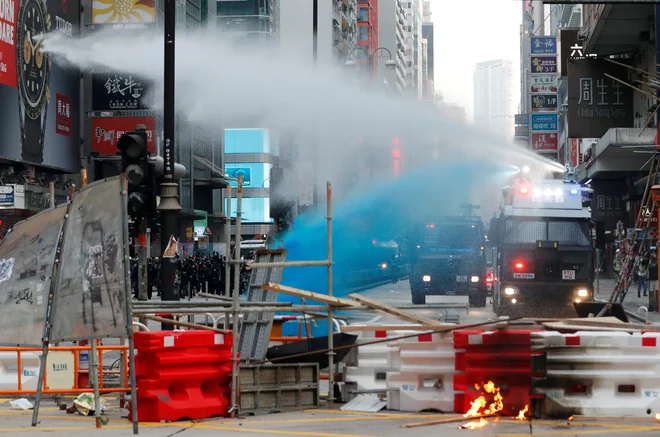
[
  {"x1": 197, "y1": 424, "x2": 378, "y2": 437},
  {"x1": 478, "y1": 425, "x2": 660, "y2": 437},
  {"x1": 301, "y1": 409, "x2": 445, "y2": 419}
]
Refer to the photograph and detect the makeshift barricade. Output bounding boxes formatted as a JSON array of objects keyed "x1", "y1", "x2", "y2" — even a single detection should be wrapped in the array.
[
  {"x1": 531, "y1": 331, "x2": 660, "y2": 417},
  {"x1": 130, "y1": 330, "x2": 233, "y2": 422},
  {"x1": 0, "y1": 351, "x2": 40, "y2": 391},
  {"x1": 454, "y1": 329, "x2": 544, "y2": 416},
  {"x1": 386, "y1": 332, "x2": 455, "y2": 412},
  {"x1": 342, "y1": 329, "x2": 415, "y2": 401}
]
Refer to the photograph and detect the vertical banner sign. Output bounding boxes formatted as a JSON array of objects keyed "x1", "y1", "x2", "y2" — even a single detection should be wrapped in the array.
[
  {"x1": 531, "y1": 56, "x2": 558, "y2": 74},
  {"x1": 531, "y1": 94, "x2": 558, "y2": 112},
  {"x1": 531, "y1": 133, "x2": 558, "y2": 151},
  {"x1": 530, "y1": 75, "x2": 558, "y2": 94},
  {"x1": 531, "y1": 113, "x2": 558, "y2": 132}
]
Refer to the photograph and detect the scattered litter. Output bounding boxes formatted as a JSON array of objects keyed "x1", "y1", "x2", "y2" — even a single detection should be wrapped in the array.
[
  {"x1": 9, "y1": 398, "x2": 33, "y2": 410},
  {"x1": 73, "y1": 393, "x2": 106, "y2": 416}
]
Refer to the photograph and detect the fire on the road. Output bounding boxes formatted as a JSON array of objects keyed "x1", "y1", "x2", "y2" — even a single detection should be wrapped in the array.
[{"x1": 459, "y1": 381, "x2": 530, "y2": 430}]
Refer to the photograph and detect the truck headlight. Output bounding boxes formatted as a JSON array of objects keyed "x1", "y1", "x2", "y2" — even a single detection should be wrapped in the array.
[
  {"x1": 381, "y1": 262, "x2": 388, "y2": 269},
  {"x1": 422, "y1": 275, "x2": 431, "y2": 282},
  {"x1": 577, "y1": 289, "x2": 588, "y2": 297},
  {"x1": 505, "y1": 287, "x2": 515, "y2": 296},
  {"x1": 471, "y1": 276, "x2": 479, "y2": 283}
]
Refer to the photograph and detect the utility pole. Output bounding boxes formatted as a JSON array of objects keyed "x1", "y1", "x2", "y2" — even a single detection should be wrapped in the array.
[
  {"x1": 311, "y1": 0, "x2": 319, "y2": 209},
  {"x1": 159, "y1": 0, "x2": 182, "y2": 329},
  {"x1": 137, "y1": 219, "x2": 148, "y2": 301}
]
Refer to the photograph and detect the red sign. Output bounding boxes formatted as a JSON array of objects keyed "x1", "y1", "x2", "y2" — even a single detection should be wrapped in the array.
[
  {"x1": 0, "y1": 0, "x2": 18, "y2": 88},
  {"x1": 56, "y1": 93, "x2": 72, "y2": 137},
  {"x1": 531, "y1": 133, "x2": 558, "y2": 151},
  {"x1": 91, "y1": 116, "x2": 156, "y2": 155}
]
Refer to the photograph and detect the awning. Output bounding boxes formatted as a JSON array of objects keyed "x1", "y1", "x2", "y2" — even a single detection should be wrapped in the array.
[
  {"x1": 584, "y1": 4, "x2": 655, "y2": 56},
  {"x1": 577, "y1": 127, "x2": 654, "y2": 182}
]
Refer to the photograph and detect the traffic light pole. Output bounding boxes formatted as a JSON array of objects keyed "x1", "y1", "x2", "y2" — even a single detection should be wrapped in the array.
[
  {"x1": 159, "y1": 0, "x2": 182, "y2": 329},
  {"x1": 137, "y1": 219, "x2": 149, "y2": 301}
]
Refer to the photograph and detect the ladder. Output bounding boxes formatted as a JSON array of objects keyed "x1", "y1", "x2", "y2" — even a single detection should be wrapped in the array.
[{"x1": 609, "y1": 154, "x2": 660, "y2": 303}]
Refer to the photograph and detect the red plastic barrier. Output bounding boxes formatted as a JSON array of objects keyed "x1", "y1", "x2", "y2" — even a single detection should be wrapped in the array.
[
  {"x1": 129, "y1": 330, "x2": 234, "y2": 422},
  {"x1": 453, "y1": 329, "x2": 544, "y2": 416}
]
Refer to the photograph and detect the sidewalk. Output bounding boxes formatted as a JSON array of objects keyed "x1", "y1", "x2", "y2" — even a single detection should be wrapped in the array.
[{"x1": 594, "y1": 278, "x2": 660, "y2": 323}]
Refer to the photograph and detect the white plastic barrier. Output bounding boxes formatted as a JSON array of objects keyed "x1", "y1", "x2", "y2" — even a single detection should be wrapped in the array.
[
  {"x1": 531, "y1": 331, "x2": 660, "y2": 417},
  {"x1": 343, "y1": 329, "x2": 416, "y2": 401},
  {"x1": 0, "y1": 352, "x2": 41, "y2": 391},
  {"x1": 386, "y1": 332, "x2": 455, "y2": 412}
]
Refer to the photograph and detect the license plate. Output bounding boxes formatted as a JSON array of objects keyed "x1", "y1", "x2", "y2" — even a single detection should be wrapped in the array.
[
  {"x1": 562, "y1": 270, "x2": 576, "y2": 280},
  {"x1": 513, "y1": 273, "x2": 534, "y2": 279},
  {"x1": 456, "y1": 275, "x2": 468, "y2": 282}
]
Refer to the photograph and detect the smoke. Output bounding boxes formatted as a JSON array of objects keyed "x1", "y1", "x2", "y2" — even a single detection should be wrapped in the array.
[{"x1": 40, "y1": 27, "x2": 564, "y2": 199}]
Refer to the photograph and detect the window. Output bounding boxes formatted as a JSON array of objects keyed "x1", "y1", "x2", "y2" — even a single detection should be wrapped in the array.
[
  {"x1": 358, "y1": 7, "x2": 368, "y2": 21},
  {"x1": 358, "y1": 26, "x2": 368, "y2": 41},
  {"x1": 356, "y1": 48, "x2": 369, "y2": 60}
]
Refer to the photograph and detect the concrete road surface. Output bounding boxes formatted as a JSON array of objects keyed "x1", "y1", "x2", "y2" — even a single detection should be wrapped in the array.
[{"x1": 1, "y1": 400, "x2": 659, "y2": 437}]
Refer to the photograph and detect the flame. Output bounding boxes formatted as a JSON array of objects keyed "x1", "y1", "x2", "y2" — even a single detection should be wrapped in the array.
[
  {"x1": 463, "y1": 381, "x2": 506, "y2": 421},
  {"x1": 568, "y1": 416, "x2": 574, "y2": 421},
  {"x1": 516, "y1": 405, "x2": 529, "y2": 420},
  {"x1": 459, "y1": 418, "x2": 488, "y2": 430},
  {"x1": 656, "y1": 413, "x2": 660, "y2": 421}
]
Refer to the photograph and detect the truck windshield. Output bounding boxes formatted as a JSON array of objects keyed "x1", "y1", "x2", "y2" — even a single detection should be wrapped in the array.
[
  {"x1": 503, "y1": 219, "x2": 591, "y2": 246},
  {"x1": 420, "y1": 223, "x2": 483, "y2": 250}
]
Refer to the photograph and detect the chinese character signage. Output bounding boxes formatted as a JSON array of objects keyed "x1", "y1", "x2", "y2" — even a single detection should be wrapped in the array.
[
  {"x1": 590, "y1": 179, "x2": 626, "y2": 228},
  {"x1": 569, "y1": 138, "x2": 579, "y2": 168},
  {"x1": 532, "y1": 94, "x2": 558, "y2": 112},
  {"x1": 515, "y1": 125, "x2": 529, "y2": 137},
  {"x1": 530, "y1": 75, "x2": 558, "y2": 94},
  {"x1": 531, "y1": 133, "x2": 558, "y2": 151},
  {"x1": 531, "y1": 56, "x2": 558, "y2": 74},
  {"x1": 531, "y1": 113, "x2": 558, "y2": 132},
  {"x1": 636, "y1": 206, "x2": 658, "y2": 229},
  {"x1": 531, "y1": 36, "x2": 557, "y2": 55},
  {"x1": 567, "y1": 58, "x2": 634, "y2": 139},
  {"x1": 91, "y1": 116, "x2": 156, "y2": 155},
  {"x1": 92, "y1": 73, "x2": 152, "y2": 111}
]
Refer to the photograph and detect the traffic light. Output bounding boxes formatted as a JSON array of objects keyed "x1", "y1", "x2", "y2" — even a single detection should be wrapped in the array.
[{"x1": 118, "y1": 129, "x2": 154, "y2": 219}]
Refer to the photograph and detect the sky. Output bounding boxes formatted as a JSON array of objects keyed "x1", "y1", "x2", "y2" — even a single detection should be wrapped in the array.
[{"x1": 430, "y1": 0, "x2": 522, "y2": 122}]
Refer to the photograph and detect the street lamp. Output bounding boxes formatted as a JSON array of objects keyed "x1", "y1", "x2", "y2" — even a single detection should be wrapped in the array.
[{"x1": 344, "y1": 47, "x2": 396, "y2": 72}]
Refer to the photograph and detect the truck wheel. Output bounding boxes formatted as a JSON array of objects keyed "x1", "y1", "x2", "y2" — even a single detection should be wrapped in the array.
[
  {"x1": 469, "y1": 294, "x2": 487, "y2": 308},
  {"x1": 412, "y1": 290, "x2": 426, "y2": 305}
]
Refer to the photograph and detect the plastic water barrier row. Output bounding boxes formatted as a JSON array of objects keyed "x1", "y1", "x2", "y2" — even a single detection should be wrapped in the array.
[{"x1": 345, "y1": 328, "x2": 660, "y2": 417}]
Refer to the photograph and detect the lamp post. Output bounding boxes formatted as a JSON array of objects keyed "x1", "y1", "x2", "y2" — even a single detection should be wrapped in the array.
[{"x1": 344, "y1": 46, "x2": 396, "y2": 82}]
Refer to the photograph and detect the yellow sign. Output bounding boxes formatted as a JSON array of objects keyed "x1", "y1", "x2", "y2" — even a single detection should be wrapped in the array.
[
  {"x1": 92, "y1": 0, "x2": 156, "y2": 24},
  {"x1": 45, "y1": 351, "x2": 75, "y2": 390},
  {"x1": 186, "y1": 227, "x2": 193, "y2": 238}
]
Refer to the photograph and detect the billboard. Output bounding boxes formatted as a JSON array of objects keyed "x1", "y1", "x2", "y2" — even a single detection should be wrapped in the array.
[
  {"x1": 531, "y1": 56, "x2": 558, "y2": 74},
  {"x1": 225, "y1": 197, "x2": 273, "y2": 224},
  {"x1": 531, "y1": 36, "x2": 557, "y2": 55},
  {"x1": 225, "y1": 163, "x2": 274, "y2": 189},
  {"x1": 92, "y1": 73, "x2": 152, "y2": 111},
  {"x1": 531, "y1": 113, "x2": 558, "y2": 132},
  {"x1": 567, "y1": 58, "x2": 634, "y2": 139},
  {"x1": 0, "y1": 0, "x2": 81, "y2": 171},
  {"x1": 51, "y1": 177, "x2": 127, "y2": 342},
  {"x1": 531, "y1": 133, "x2": 558, "y2": 151},
  {"x1": 92, "y1": 0, "x2": 156, "y2": 24},
  {"x1": 0, "y1": 205, "x2": 66, "y2": 347},
  {"x1": 91, "y1": 116, "x2": 156, "y2": 155},
  {"x1": 531, "y1": 94, "x2": 558, "y2": 112},
  {"x1": 530, "y1": 75, "x2": 558, "y2": 94}
]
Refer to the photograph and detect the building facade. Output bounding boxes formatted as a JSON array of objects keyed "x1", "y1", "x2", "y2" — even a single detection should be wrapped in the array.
[
  {"x1": 377, "y1": 0, "x2": 407, "y2": 92},
  {"x1": 422, "y1": 0, "x2": 434, "y2": 101},
  {"x1": 216, "y1": 0, "x2": 280, "y2": 46},
  {"x1": 473, "y1": 60, "x2": 515, "y2": 140},
  {"x1": 357, "y1": 0, "x2": 380, "y2": 78}
]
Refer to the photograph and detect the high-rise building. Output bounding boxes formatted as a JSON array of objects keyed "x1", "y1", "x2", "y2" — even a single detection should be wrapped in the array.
[
  {"x1": 279, "y1": 0, "x2": 357, "y2": 65},
  {"x1": 473, "y1": 59, "x2": 515, "y2": 139},
  {"x1": 215, "y1": 0, "x2": 280, "y2": 46},
  {"x1": 357, "y1": 0, "x2": 380, "y2": 78},
  {"x1": 422, "y1": 0, "x2": 434, "y2": 101},
  {"x1": 400, "y1": 0, "x2": 423, "y2": 99},
  {"x1": 377, "y1": 0, "x2": 407, "y2": 92}
]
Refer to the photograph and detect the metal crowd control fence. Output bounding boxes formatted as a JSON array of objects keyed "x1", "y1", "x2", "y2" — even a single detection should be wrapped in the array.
[{"x1": 0, "y1": 344, "x2": 130, "y2": 396}]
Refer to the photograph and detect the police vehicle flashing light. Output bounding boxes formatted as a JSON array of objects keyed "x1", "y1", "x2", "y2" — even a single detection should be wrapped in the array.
[
  {"x1": 520, "y1": 186, "x2": 529, "y2": 194},
  {"x1": 522, "y1": 165, "x2": 530, "y2": 173}
]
